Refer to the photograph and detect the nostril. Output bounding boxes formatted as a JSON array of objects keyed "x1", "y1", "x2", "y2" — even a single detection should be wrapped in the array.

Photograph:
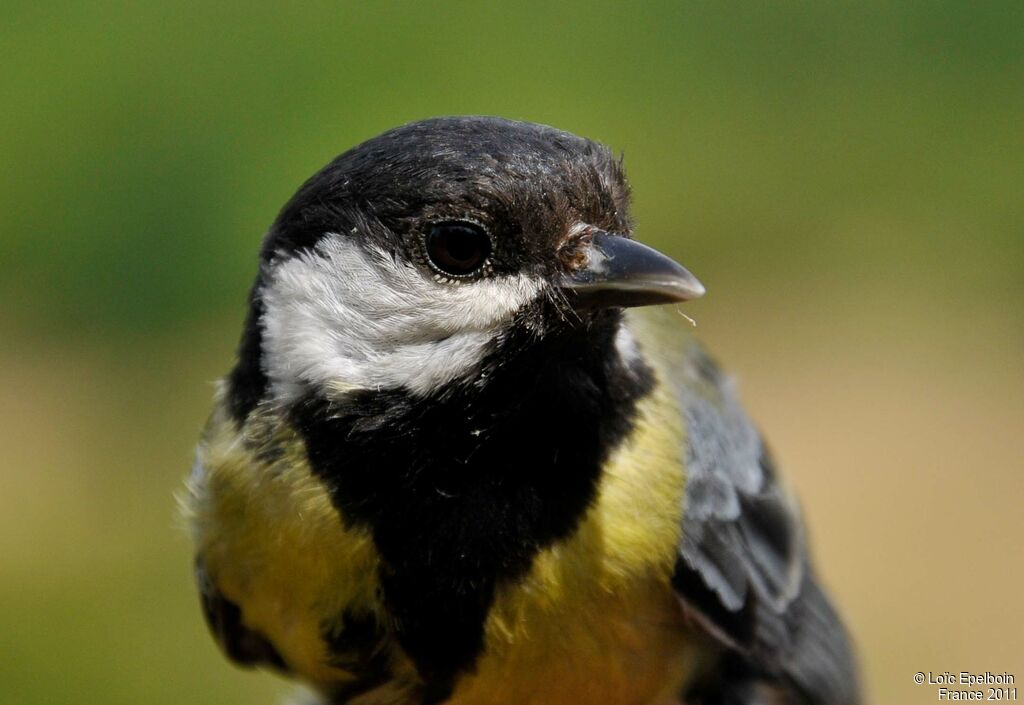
[{"x1": 557, "y1": 223, "x2": 598, "y2": 271}]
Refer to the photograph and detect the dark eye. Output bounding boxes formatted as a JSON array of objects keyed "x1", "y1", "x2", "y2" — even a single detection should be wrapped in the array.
[{"x1": 424, "y1": 221, "x2": 492, "y2": 278}]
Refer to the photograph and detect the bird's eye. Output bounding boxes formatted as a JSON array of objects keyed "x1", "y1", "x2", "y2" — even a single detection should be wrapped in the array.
[{"x1": 424, "y1": 221, "x2": 492, "y2": 278}]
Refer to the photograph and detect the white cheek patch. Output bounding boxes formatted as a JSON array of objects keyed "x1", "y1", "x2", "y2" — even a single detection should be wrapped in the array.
[{"x1": 260, "y1": 234, "x2": 545, "y2": 402}]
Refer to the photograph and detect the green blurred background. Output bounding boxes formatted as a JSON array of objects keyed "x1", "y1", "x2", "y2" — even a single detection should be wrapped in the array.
[{"x1": 2, "y1": 2, "x2": 1021, "y2": 703}]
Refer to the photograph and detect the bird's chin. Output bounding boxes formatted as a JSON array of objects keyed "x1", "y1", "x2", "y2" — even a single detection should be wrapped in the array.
[
  {"x1": 535, "y1": 302, "x2": 627, "y2": 358},
  {"x1": 568, "y1": 306, "x2": 624, "y2": 333},
  {"x1": 521, "y1": 292, "x2": 625, "y2": 338}
]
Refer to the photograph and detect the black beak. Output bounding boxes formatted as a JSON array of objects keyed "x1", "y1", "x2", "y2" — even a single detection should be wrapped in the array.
[{"x1": 560, "y1": 231, "x2": 705, "y2": 309}]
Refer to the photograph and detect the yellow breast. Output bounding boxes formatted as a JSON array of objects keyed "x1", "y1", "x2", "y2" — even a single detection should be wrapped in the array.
[
  {"x1": 185, "y1": 328, "x2": 696, "y2": 704},
  {"x1": 185, "y1": 396, "x2": 386, "y2": 688}
]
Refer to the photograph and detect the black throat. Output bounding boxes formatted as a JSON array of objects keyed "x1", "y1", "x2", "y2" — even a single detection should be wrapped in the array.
[{"x1": 287, "y1": 312, "x2": 653, "y2": 700}]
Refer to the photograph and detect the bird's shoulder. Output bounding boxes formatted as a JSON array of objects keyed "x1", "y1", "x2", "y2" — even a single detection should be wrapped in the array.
[{"x1": 627, "y1": 309, "x2": 860, "y2": 705}]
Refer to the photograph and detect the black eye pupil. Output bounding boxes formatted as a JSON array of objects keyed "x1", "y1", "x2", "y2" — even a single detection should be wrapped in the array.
[{"x1": 425, "y1": 223, "x2": 491, "y2": 276}]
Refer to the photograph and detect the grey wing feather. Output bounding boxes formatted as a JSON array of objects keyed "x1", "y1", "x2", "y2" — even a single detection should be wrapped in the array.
[{"x1": 669, "y1": 342, "x2": 860, "y2": 705}]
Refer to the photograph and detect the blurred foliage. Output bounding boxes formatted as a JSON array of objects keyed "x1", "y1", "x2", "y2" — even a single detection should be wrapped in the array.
[{"x1": 1, "y1": 2, "x2": 1021, "y2": 704}]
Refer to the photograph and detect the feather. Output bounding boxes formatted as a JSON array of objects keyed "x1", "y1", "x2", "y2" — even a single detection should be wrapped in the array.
[{"x1": 663, "y1": 338, "x2": 860, "y2": 705}]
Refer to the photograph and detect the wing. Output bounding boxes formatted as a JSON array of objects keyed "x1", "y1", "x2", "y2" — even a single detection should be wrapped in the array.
[{"x1": 669, "y1": 341, "x2": 860, "y2": 705}]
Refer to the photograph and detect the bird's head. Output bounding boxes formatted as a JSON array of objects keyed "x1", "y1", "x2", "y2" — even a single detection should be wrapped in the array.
[{"x1": 233, "y1": 117, "x2": 703, "y2": 411}]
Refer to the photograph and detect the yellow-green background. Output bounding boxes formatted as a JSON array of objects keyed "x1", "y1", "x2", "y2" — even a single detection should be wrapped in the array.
[{"x1": 2, "y1": 3, "x2": 1021, "y2": 704}]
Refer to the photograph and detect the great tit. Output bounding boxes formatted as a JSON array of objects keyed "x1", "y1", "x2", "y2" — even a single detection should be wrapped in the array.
[{"x1": 184, "y1": 116, "x2": 860, "y2": 705}]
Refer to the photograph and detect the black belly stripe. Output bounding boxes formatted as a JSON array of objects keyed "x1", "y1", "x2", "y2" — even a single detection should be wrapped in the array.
[{"x1": 291, "y1": 311, "x2": 653, "y2": 698}]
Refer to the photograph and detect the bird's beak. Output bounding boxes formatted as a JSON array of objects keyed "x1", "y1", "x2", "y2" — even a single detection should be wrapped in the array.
[{"x1": 560, "y1": 231, "x2": 705, "y2": 309}]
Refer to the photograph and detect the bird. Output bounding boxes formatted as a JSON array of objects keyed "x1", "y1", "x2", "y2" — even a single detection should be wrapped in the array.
[{"x1": 184, "y1": 116, "x2": 860, "y2": 705}]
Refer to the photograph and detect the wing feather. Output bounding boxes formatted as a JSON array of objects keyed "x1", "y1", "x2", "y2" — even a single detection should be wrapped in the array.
[{"x1": 668, "y1": 342, "x2": 860, "y2": 705}]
